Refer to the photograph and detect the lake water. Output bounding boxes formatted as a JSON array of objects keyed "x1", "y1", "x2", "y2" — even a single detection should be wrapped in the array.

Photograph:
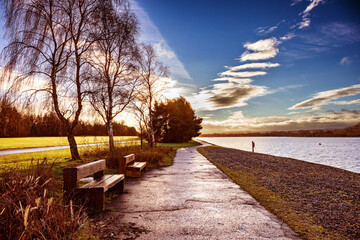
[{"x1": 197, "y1": 137, "x2": 360, "y2": 173}]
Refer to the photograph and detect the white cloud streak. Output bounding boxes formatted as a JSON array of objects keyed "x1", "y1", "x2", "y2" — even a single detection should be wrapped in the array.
[
  {"x1": 212, "y1": 77, "x2": 253, "y2": 84},
  {"x1": 220, "y1": 71, "x2": 267, "y2": 78},
  {"x1": 132, "y1": 1, "x2": 191, "y2": 81},
  {"x1": 240, "y1": 50, "x2": 279, "y2": 62},
  {"x1": 240, "y1": 38, "x2": 280, "y2": 62},
  {"x1": 244, "y1": 38, "x2": 279, "y2": 52},
  {"x1": 227, "y1": 62, "x2": 280, "y2": 71},
  {"x1": 289, "y1": 84, "x2": 360, "y2": 110},
  {"x1": 295, "y1": 0, "x2": 326, "y2": 29},
  {"x1": 303, "y1": 0, "x2": 325, "y2": 15}
]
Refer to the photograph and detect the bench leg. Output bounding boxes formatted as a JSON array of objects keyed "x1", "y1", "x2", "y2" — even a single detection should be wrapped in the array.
[
  {"x1": 91, "y1": 188, "x2": 105, "y2": 211},
  {"x1": 113, "y1": 179, "x2": 125, "y2": 193},
  {"x1": 127, "y1": 169, "x2": 142, "y2": 177}
]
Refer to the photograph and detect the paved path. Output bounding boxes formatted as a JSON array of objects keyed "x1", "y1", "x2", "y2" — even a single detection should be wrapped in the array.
[
  {"x1": 0, "y1": 140, "x2": 140, "y2": 156},
  {"x1": 102, "y1": 143, "x2": 300, "y2": 239}
]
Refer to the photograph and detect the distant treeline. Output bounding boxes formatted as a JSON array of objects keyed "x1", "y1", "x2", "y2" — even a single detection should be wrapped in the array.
[
  {"x1": 201, "y1": 123, "x2": 360, "y2": 138},
  {"x1": 0, "y1": 99, "x2": 137, "y2": 137}
]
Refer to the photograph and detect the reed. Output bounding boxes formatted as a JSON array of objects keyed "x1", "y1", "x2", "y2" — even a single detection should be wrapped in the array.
[{"x1": 0, "y1": 161, "x2": 88, "y2": 239}]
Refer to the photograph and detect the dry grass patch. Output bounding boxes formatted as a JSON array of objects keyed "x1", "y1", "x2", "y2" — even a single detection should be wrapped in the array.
[{"x1": 0, "y1": 162, "x2": 90, "y2": 239}]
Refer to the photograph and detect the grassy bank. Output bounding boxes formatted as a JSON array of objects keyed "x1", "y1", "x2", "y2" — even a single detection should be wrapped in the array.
[
  {"x1": 198, "y1": 146, "x2": 360, "y2": 240},
  {"x1": 0, "y1": 136, "x2": 138, "y2": 150},
  {"x1": 1, "y1": 140, "x2": 199, "y2": 239}
]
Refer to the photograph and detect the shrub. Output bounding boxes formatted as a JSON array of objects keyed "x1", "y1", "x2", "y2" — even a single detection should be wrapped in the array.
[
  {"x1": 81, "y1": 145, "x2": 173, "y2": 169},
  {"x1": 0, "y1": 163, "x2": 88, "y2": 239}
]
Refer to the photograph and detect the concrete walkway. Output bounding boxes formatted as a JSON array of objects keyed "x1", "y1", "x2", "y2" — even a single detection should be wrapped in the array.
[{"x1": 102, "y1": 143, "x2": 300, "y2": 239}]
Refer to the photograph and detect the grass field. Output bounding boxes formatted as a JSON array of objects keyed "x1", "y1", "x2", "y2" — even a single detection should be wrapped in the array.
[
  {"x1": 0, "y1": 136, "x2": 138, "y2": 150},
  {"x1": 0, "y1": 139, "x2": 200, "y2": 169},
  {"x1": 0, "y1": 141, "x2": 141, "y2": 168}
]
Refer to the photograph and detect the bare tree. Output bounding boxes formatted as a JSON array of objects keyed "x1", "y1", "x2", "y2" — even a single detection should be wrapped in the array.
[
  {"x1": 1, "y1": 0, "x2": 98, "y2": 159},
  {"x1": 131, "y1": 100, "x2": 147, "y2": 148},
  {"x1": 135, "y1": 43, "x2": 169, "y2": 147},
  {"x1": 87, "y1": 0, "x2": 138, "y2": 154}
]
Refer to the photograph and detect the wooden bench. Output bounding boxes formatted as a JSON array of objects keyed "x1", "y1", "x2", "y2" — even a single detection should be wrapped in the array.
[
  {"x1": 63, "y1": 159, "x2": 125, "y2": 210},
  {"x1": 119, "y1": 154, "x2": 147, "y2": 177}
]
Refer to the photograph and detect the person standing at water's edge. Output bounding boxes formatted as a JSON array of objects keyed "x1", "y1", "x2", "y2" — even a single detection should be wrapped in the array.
[{"x1": 252, "y1": 141, "x2": 255, "y2": 152}]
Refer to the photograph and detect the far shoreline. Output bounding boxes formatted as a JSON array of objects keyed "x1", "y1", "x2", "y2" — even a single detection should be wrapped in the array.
[
  {"x1": 200, "y1": 123, "x2": 360, "y2": 138},
  {"x1": 200, "y1": 135, "x2": 360, "y2": 138}
]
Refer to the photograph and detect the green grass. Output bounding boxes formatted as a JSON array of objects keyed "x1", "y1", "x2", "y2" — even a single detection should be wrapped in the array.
[
  {"x1": 0, "y1": 140, "x2": 200, "y2": 169},
  {"x1": 0, "y1": 141, "x2": 140, "y2": 168},
  {"x1": 0, "y1": 136, "x2": 138, "y2": 150}
]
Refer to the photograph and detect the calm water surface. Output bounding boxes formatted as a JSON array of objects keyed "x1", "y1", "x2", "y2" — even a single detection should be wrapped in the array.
[{"x1": 198, "y1": 137, "x2": 360, "y2": 173}]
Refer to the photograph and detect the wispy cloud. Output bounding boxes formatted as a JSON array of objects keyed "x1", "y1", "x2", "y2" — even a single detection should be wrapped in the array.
[
  {"x1": 289, "y1": 84, "x2": 360, "y2": 110},
  {"x1": 153, "y1": 41, "x2": 176, "y2": 59},
  {"x1": 303, "y1": 0, "x2": 325, "y2": 16},
  {"x1": 190, "y1": 82, "x2": 268, "y2": 111},
  {"x1": 292, "y1": 0, "x2": 326, "y2": 30},
  {"x1": 212, "y1": 77, "x2": 253, "y2": 84},
  {"x1": 132, "y1": 1, "x2": 191, "y2": 81},
  {"x1": 340, "y1": 56, "x2": 351, "y2": 65},
  {"x1": 257, "y1": 25, "x2": 278, "y2": 35},
  {"x1": 319, "y1": 22, "x2": 360, "y2": 44},
  {"x1": 219, "y1": 71, "x2": 267, "y2": 78},
  {"x1": 202, "y1": 109, "x2": 360, "y2": 133},
  {"x1": 240, "y1": 38, "x2": 280, "y2": 62},
  {"x1": 189, "y1": 37, "x2": 283, "y2": 111},
  {"x1": 283, "y1": 22, "x2": 360, "y2": 61},
  {"x1": 298, "y1": 18, "x2": 311, "y2": 29},
  {"x1": 256, "y1": 20, "x2": 285, "y2": 35},
  {"x1": 226, "y1": 62, "x2": 280, "y2": 71},
  {"x1": 280, "y1": 33, "x2": 296, "y2": 41}
]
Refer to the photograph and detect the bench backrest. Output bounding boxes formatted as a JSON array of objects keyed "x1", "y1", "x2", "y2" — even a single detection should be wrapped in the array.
[
  {"x1": 124, "y1": 154, "x2": 135, "y2": 165},
  {"x1": 63, "y1": 159, "x2": 106, "y2": 191},
  {"x1": 119, "y1": 154, "x2": 135, "y2": 174}
]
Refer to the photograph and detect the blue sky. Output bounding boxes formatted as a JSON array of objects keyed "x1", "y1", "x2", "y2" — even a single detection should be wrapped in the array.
[
  {"x1": 133, "y1": 0, "x2": 360, "y2": 133},
  {"x1": 0, "y1": 1, "x2": 359, "y2": 133}
]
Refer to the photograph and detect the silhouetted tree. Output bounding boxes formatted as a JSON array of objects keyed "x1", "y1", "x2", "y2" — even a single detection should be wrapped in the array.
[{"x1": 153, "y1": 97, "x2": 202, "y2": 143}]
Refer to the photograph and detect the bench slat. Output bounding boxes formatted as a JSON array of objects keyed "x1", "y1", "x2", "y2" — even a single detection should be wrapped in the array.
[
  {"x1": 93, "y1": 175, "x2": 124, "y2": 192},
  {"x1": 127, "y1": 162, "x2": 147, "y2": 171},
  {"x1": 80, "y1": 174, "x2": 124, "y2": 192}
]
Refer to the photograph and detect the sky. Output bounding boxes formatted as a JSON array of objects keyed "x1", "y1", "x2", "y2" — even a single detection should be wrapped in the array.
[
  {"x1": 0, "y1": 0, "x2": 359, "y2": 134},
  {"x1": 132, "y1": 0, "x2": 360, "y2": 133}
]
